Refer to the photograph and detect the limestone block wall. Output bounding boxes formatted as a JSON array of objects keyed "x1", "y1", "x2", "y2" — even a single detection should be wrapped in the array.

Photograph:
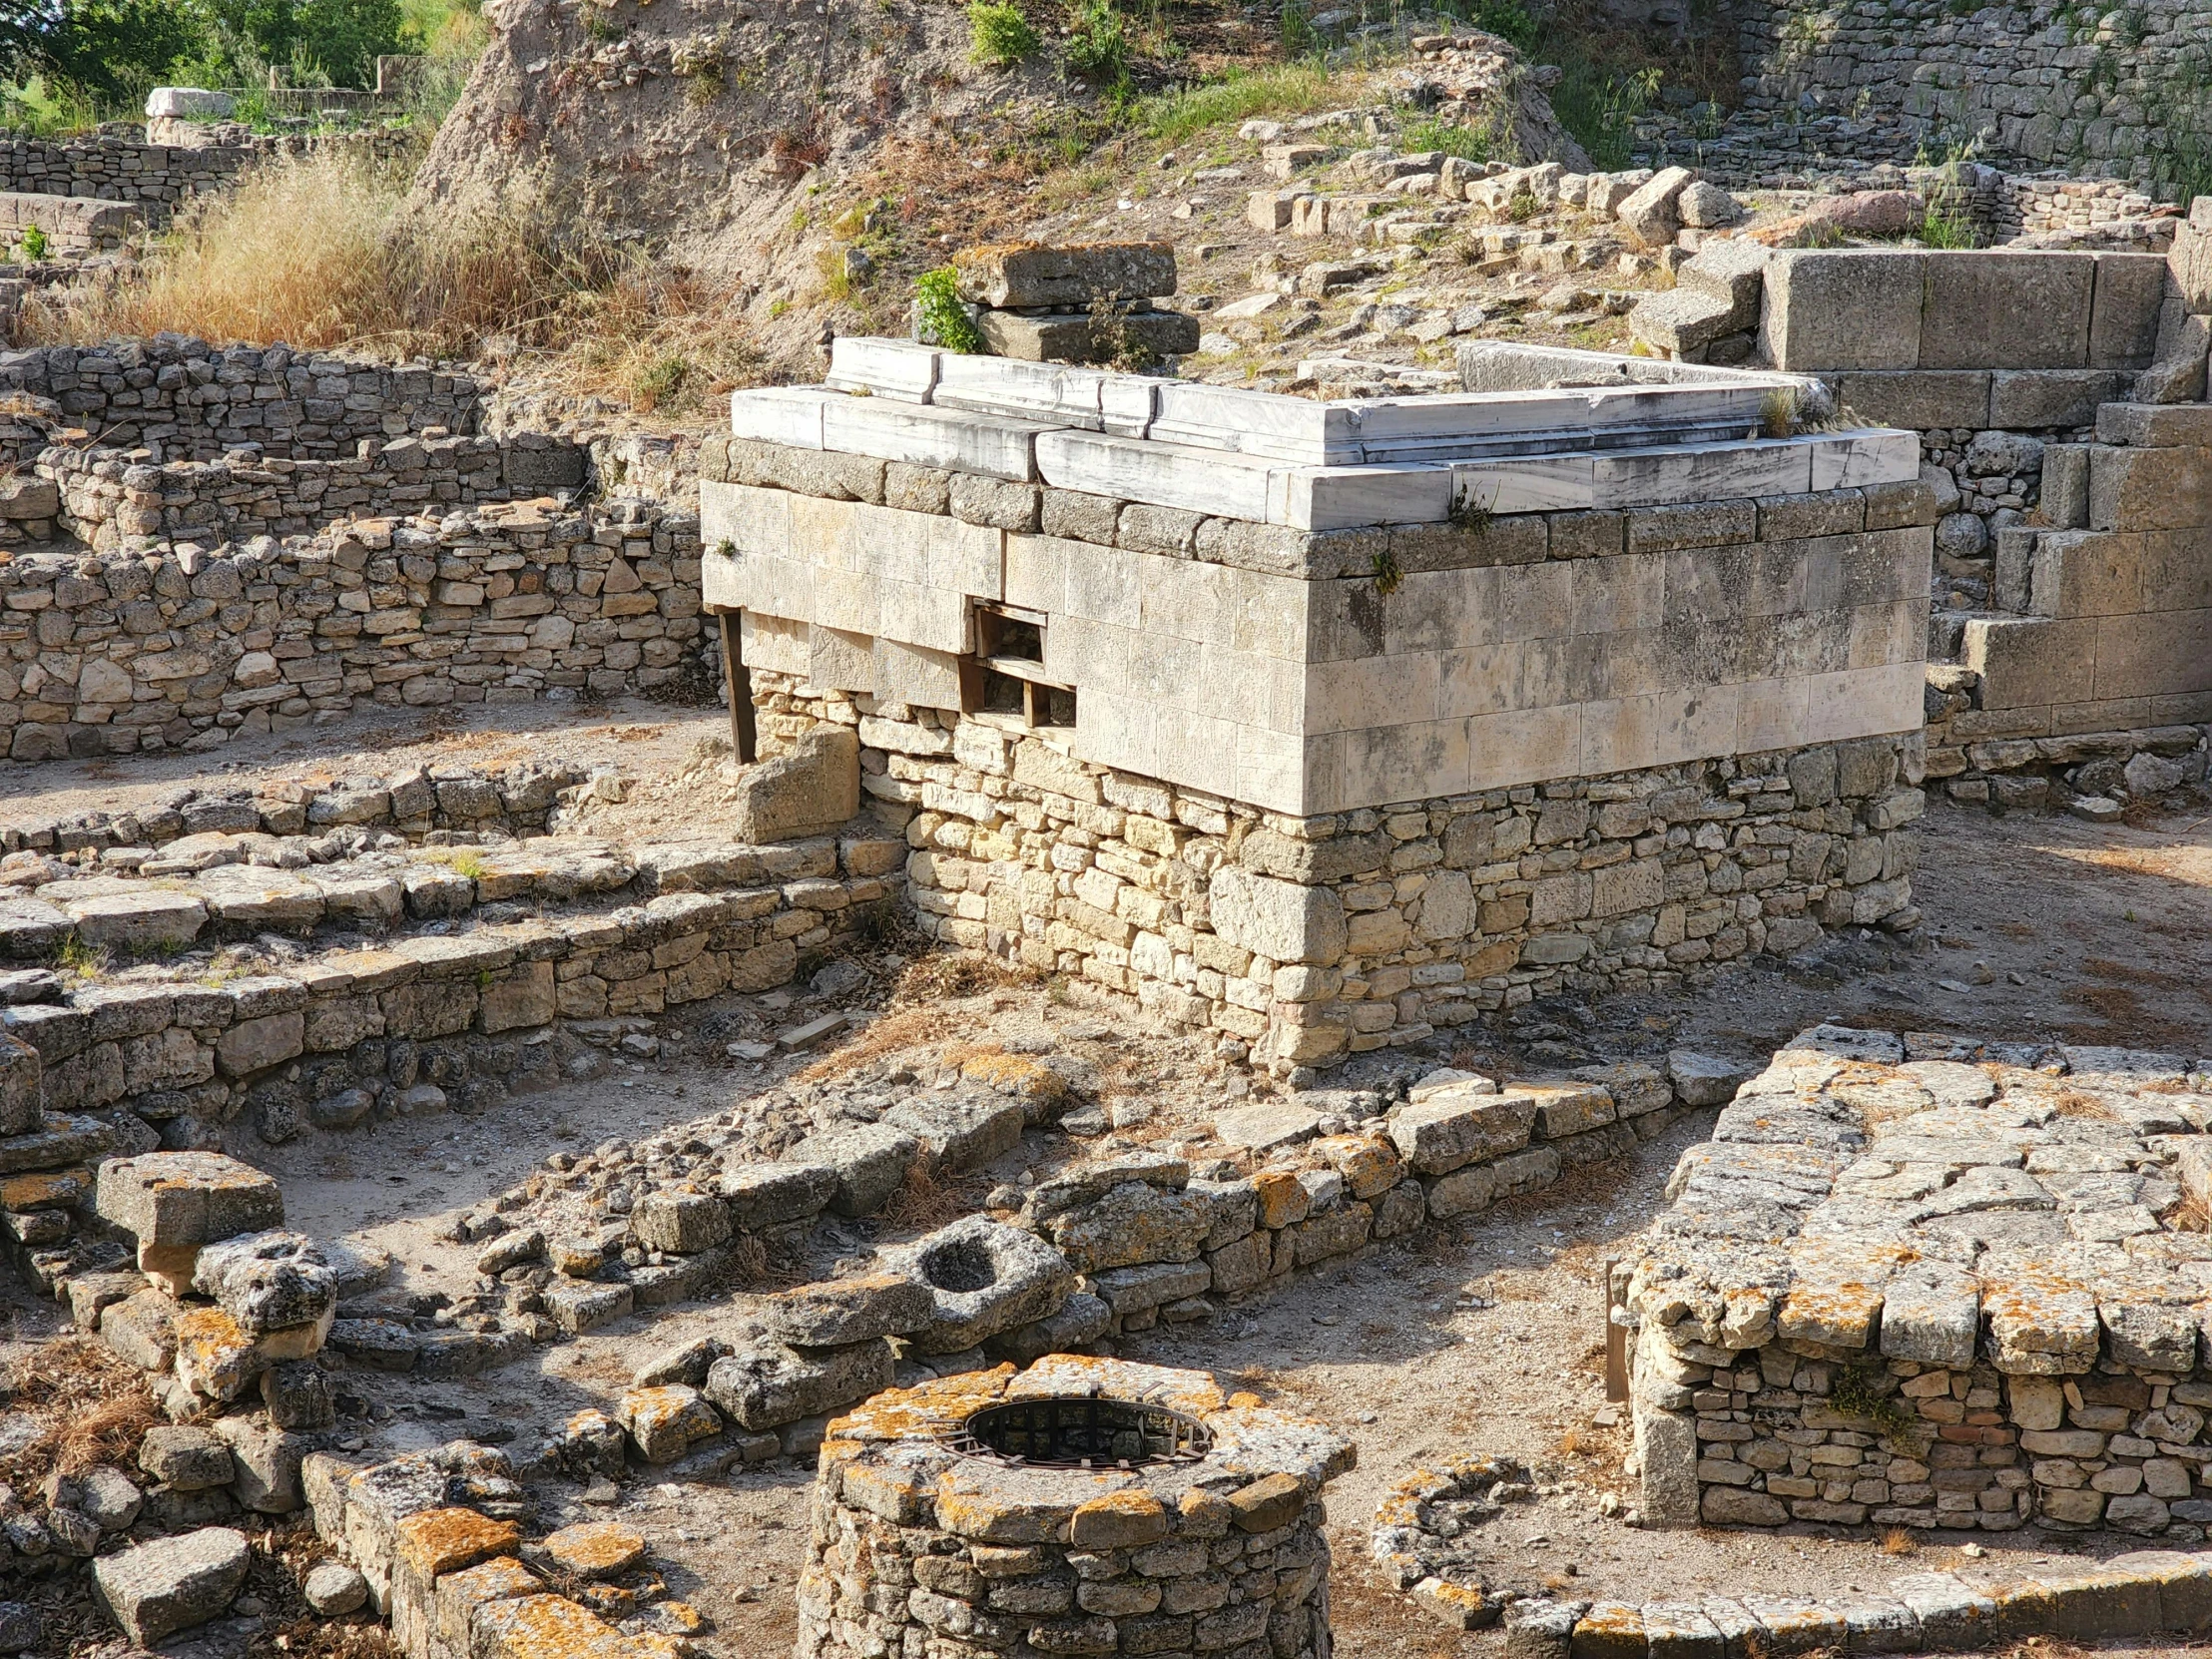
[
  {"x1": 0, "y1": 498, "x2": 703, "y2": 762},
  {"x1": 700, "y1": 440, "x2": 1933, "y2": 820},
  {"x1": 1927, "y1": 404, "x2": 2212, "y2": 800},
  {"x1": 0, "y1": 340, "x2": 483, "y2": 465},
  {"x1": 36, "y1": 433, "x2": 588, "y2": 553},
  {"x1": 1727, "y1": 0, "x2": 2203, "y2": 184},
  {"x1": 755, "y1": 681, "x2": 1923, "y2": 1069}
]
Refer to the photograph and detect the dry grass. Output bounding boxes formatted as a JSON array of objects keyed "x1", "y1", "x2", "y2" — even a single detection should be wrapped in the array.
[
  {"x1": 25, "y1": 148, "x2": 768, "y2": 418},
  {"x1": 2048, "y1": 1089, "x2": 2120, "y2": 1121},
  {"x1": 0, "y1": 1337, "x2": 165, "y2": 1485},
  {"x1": 795, "y1": 1006, "x2": 947, "y2": 1083},
  {"x1": 896, "y1": 950, "x2": 1034, "y2": 1002},
  {"x1": 878, "y1": 1161, "x2": 980, "y2": 1231},
  {"x1": 1881, "y1": 1525, "x2": 1919, "y2": 1556}
]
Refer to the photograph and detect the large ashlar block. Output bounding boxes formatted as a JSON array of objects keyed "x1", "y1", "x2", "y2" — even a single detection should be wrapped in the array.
[
  {"x1": 955, "y1": 241, "x2": 1177, "y2": 307},
  {"x1": 1809, "y1": 429, "x2": 1921, "y2": 490},
  {"x1": 2092, "y1": 609, "x2": 2212, "y2": 700},
  {"x1": 1274, "y1": 463, "x2": 1453, "y2": 530},
  {"x1": 819, "y1": 397, "x2": 1052, "y2": 482},
  {"x1": 2028, "y1": 530, "x2": 2145, "y2": 619},
  {"x1": 825, "y1": 337, "x2": 939, "y2": 402},
  {"x1": 1920, "y1": 252, "x2": 2094, "y2": 369},
  {"x1": 1760, "y1": 252, "x2": 1926, "y2": 371},
  {"x1": 1037, "y1": 429, "x2": 1276, "y2": 521},
  {"x1": 976, "y1": 308, "x2": 1200, "y2": 364},
  {"x1": 1458, "y1": 436, "x2": 1816, "y2": 514},
  {"x1": 738, "y1": 610, "x2": 811, "y2": 676},
  {"x1": 1988, "y1": 369, "x2": 2131, "y2": 429},
  {"x1": 1963, "y1": 616, "x2": 2098, "y2": 710},
  {"x1": 2087, "y1": 254, "x2": 2170, "y2": 369},
  {"x1": 1834, "y1": 371, "x2": 1991, "y2": 431},
  {"x1": 729, "y1": 386, "x2": 834, "y2": 448},
  {"x1": 2088, "y1": 443, "x2": 2212, "y2": 532}
]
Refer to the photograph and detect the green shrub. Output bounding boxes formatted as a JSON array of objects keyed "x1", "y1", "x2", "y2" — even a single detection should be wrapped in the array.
[
  {"x1": 914, "y1": 266, "x2": 981, "y2": 352},
  {"x1": 1401, "y1": 115, "x2": 1492, "y2": 162},
  {"x1": 968, "y1": 0, "x2": 1040, "y2": 67},
  {"x1": 1547, "y1": 61, "x2": 1658, "y2": 172},
  {"x1": 1064, "y1": 0, "x2": 1131, "y2": 88},
  {"x1": 1468, "y1": 0, "x2": 1536, "y2": 49},
  {"x1": 19, "y1": 224, "x2": 48, "y2": 261}
]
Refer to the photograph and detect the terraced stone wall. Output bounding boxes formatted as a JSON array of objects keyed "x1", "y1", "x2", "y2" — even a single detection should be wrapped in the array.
[
  {"x1": 38, "y1": 433, "x2": 588, "y2": 553},
  {"x1": 0, "y1": 496, "x2": 704, "y2": 763},
  {"x1": 0, "y1": 136, "x2": 259, "y2": 217},
  {"x1": 755, "y1": 681, "x2": 1926, "y2": 1075},
  {"x1": 0, "y1": 340, "x2": 483, "y2": 467}
]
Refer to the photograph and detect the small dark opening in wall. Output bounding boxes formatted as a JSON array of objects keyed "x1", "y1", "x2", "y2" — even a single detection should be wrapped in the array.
[
  {"x1": 980, "y1": 667, "x2": 1029, "y2": 716},
  {"x1": 983, "y1": 612, "x2": 1044, "y2": 663},
  {"x1": 1034, "y1": 685, "x2": 1077, "y2": 728}
]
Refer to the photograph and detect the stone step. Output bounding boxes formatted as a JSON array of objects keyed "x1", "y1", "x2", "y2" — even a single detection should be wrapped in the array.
[
  {"x1": 0, "y1": 822, "x2": 906, "y2": 1153},
  {"x1": 1, "y1": 821, "x2": 903, "y2": 962}
]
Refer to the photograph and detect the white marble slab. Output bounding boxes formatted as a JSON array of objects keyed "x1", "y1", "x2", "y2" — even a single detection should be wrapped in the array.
[
  {"x1": 1809, "y1": 427, "x2": 1923, "y2": 490},
  {"x1": 1270, "y1": 463, "x2": 1454, "y2": 530},
  {"x1": 729, "y1": 386, "x2": 834, "y2": 448},
  {"x1": 826, "y1": 337, "x2": 939, "y2": 402},
  {"x1": 1452, "y1": 435, "x2": 1822, "y2": 514},
  {"x1": 1035, "y1": 429, "x2": 1279, "y2": 521},
  {"x1": 819, "y1": 397, "x2": 1061, "y2": 482}
]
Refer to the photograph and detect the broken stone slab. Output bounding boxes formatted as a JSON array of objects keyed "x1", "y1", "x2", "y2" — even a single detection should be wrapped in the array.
[
  {"x1": 140, "y1": 1425, "x2": 234, "y2": 1491},
  {"x1": 213, "y1": 1414, "x2": 306, "y2": 1512},
  {"x1": 95, "y1": 1151, "x2": 283, "y2": 1291},
  {"x1": 537, "y1": 1520, "x2": 647, "y2": 1580},
  {"x1": 1616, "y1": 166, "x2": 1695, "y2": 251},
  {"x1": 615, "y1": 1383, "x2": 723, "y2": 1464},
  {"x1": 879, "y1": 1214, "x2": 1078, "y2": 1354},
  {"x1": 1667, "y1": 1050, "x2": 1750, "y2": 1107},
  {"x1": 191, "y1": 1230, "x2": 336, "y2": 1335},
  {"x1": 703, "y1": 1337, "x2": 895, "y2": 1431},
  {"x1": 60, "y1": 890, "x2": 210, "y2": 953},
  {"x1": 1388, "y1": 1088, "x2": 1539, "y2": 1175},
  {"x1": 986, "y1": 1290, "x2": 1112, "y2": 1367},
  {"x1": 1213, "y1": 1101, "x2": 1325, "y2": 1153},
  {"x1": 784, "y1": 1123, "x2": 919, "y2": 1218},
  {"x1": 90, "y1": 1525, "x2": 251, "y2": 1646},
  {"x1": 1035, "y1": 1178, "x2": 1214, "y2": 1272},
  {"x1": 760, "y1": 1273, "x2": 936, "y2": 1348},
  {"x1": 954, "y1": 242, "x2": 1178, "y2": 308},
  {"x1": 718, "y1": 1160, "x2": 838, "y2": 1230},
  {"x1": 629, "y1": 1186, "x2": 732, "y2": 1255},
  {"x1": 976, "y1": 308, "x2": 1203, "y2": 365},
  {"x1": 42, "y1": 1465, "x2": 142, "y2": 1532},
  {"x1": 174, "y1": 1304, "x2": 331, "y2": 1401},
  {"x1": 733, "y1": 725, "x2": 859, "y2": 845},
  {"x1": 341, "y1": 1443, "x2": 524, "y2": 1613},
  {"x1": 883, "y1": 1093, "x2": 1026, "y2": 1172},
  {"x1": 545, "y1": 1281, "x2": 633, "y2": 1335}
]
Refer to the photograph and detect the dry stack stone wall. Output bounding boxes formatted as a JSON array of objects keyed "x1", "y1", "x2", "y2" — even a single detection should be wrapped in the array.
[
  {"x1": 0, "y1": 496, "x2": 703, "y2": 761},
  {"x1": 760, "y1": 682, "x2": 1925, "y2": 1074}
]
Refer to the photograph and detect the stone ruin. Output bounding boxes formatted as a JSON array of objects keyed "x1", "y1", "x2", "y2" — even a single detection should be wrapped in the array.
[{"x1": 2, "y1": 228, "x2": 2212, "y2": 1659}]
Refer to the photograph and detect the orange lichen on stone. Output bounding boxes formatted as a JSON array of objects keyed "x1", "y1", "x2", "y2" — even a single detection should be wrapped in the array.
[
  {"x1": 1572, "y1": 1601, "x2": 1647, "y2": 1659},
  {"x1": 829, "y1": 1367, "x2": 1014, "y2": 1445},
  {"x1": 435, "y1": 1556, "x2": 542, "y2": 1653},
  {"x1": 1068, "y1": 1489, "x2": 1168, "y2": 1549},
  {"x1": 397, "y1": 1506, "x2": 522, "y2": 1577},
  {"x1": 540, "y1": 1521, "x2": 648, "y2": 1581},
  {"x1": 1252, "y1": 1170, "x2": 1308, "y2": 1230},
  {"x1": 469, "y1": 1592, "x2": 640, "y2": 1659},
  {"x1": 1003, "y1": 1353, "x2": 1227, "y2": 1416},
  {"x1": 934, "y1": 1460, "x2": 1129, "y2": 1543},
  {"x1": 0, "y1": 1167, "x2": 90, "y2": 1212},
  {"x1": 1311, "y1": 1134, "x2": 1403, "y2": 1200},
  {"x1": 839, "y1": 1456, "x2": 937, "y2": 1526}
]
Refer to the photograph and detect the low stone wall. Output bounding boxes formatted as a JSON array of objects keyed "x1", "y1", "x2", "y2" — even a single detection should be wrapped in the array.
[
  {"x1": 36, "y1": 433, "x2": 587, "y2": 553},
  {"x1": 0, "y1": 190, "x2": 141, "y2": 257},
  {"x1": 0, "y1": 340, "x2": 483, "y2": 465},
  {"x1": 0, "y1": 136, "x2": 258, "y2": 217},
  {"x1": 0, "y1": 495, "x2": 704, "y2": 763},
  {"x1": 1628, "y1": 1026, "x2": 2212, "y2": 1542},
  {"x1": 756, "y1": 686, "x2": 1924, "y2": 1073},
  {"x1": 0, "y1": 835, "x2": 895, "y2": 1154}
]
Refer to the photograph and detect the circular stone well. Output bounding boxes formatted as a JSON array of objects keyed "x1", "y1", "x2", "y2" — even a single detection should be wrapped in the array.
[{"x1": 800, "y1": 1354, "x2": 1357, "y2": 1659}]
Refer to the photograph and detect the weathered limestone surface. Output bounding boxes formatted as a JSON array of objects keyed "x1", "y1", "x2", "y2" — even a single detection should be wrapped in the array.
[{"x1": 1630, "y1": 1025, "x2": 2212, "y2": 1540}]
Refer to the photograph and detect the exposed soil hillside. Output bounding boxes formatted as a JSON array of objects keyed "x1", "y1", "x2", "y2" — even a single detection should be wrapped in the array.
[{"x1": 417, "y1": 0, "x2": 1595, "y2": 375}]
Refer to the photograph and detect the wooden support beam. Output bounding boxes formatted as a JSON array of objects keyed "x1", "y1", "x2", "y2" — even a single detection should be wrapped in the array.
[{"x1": 718, "y1": 610, "x2": 757, "y2": 764}]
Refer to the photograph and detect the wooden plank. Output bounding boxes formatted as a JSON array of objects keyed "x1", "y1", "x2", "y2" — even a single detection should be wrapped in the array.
[{"x1": 719, "y1": 610, "x2": 757, "y2": 764}]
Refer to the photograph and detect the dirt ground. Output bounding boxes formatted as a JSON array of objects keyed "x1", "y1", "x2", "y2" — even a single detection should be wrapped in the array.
[{"x1": 7, "y1": 709, "x2": 2212, "y2": 1657}]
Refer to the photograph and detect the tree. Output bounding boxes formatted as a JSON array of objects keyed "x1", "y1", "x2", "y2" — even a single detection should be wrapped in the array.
[
  {"x1": 195, "y1": 0, "x2": 404, "y2": 88},
  {"x1": 0, "y1": 0, "x2": 211, "y2": 99}
]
